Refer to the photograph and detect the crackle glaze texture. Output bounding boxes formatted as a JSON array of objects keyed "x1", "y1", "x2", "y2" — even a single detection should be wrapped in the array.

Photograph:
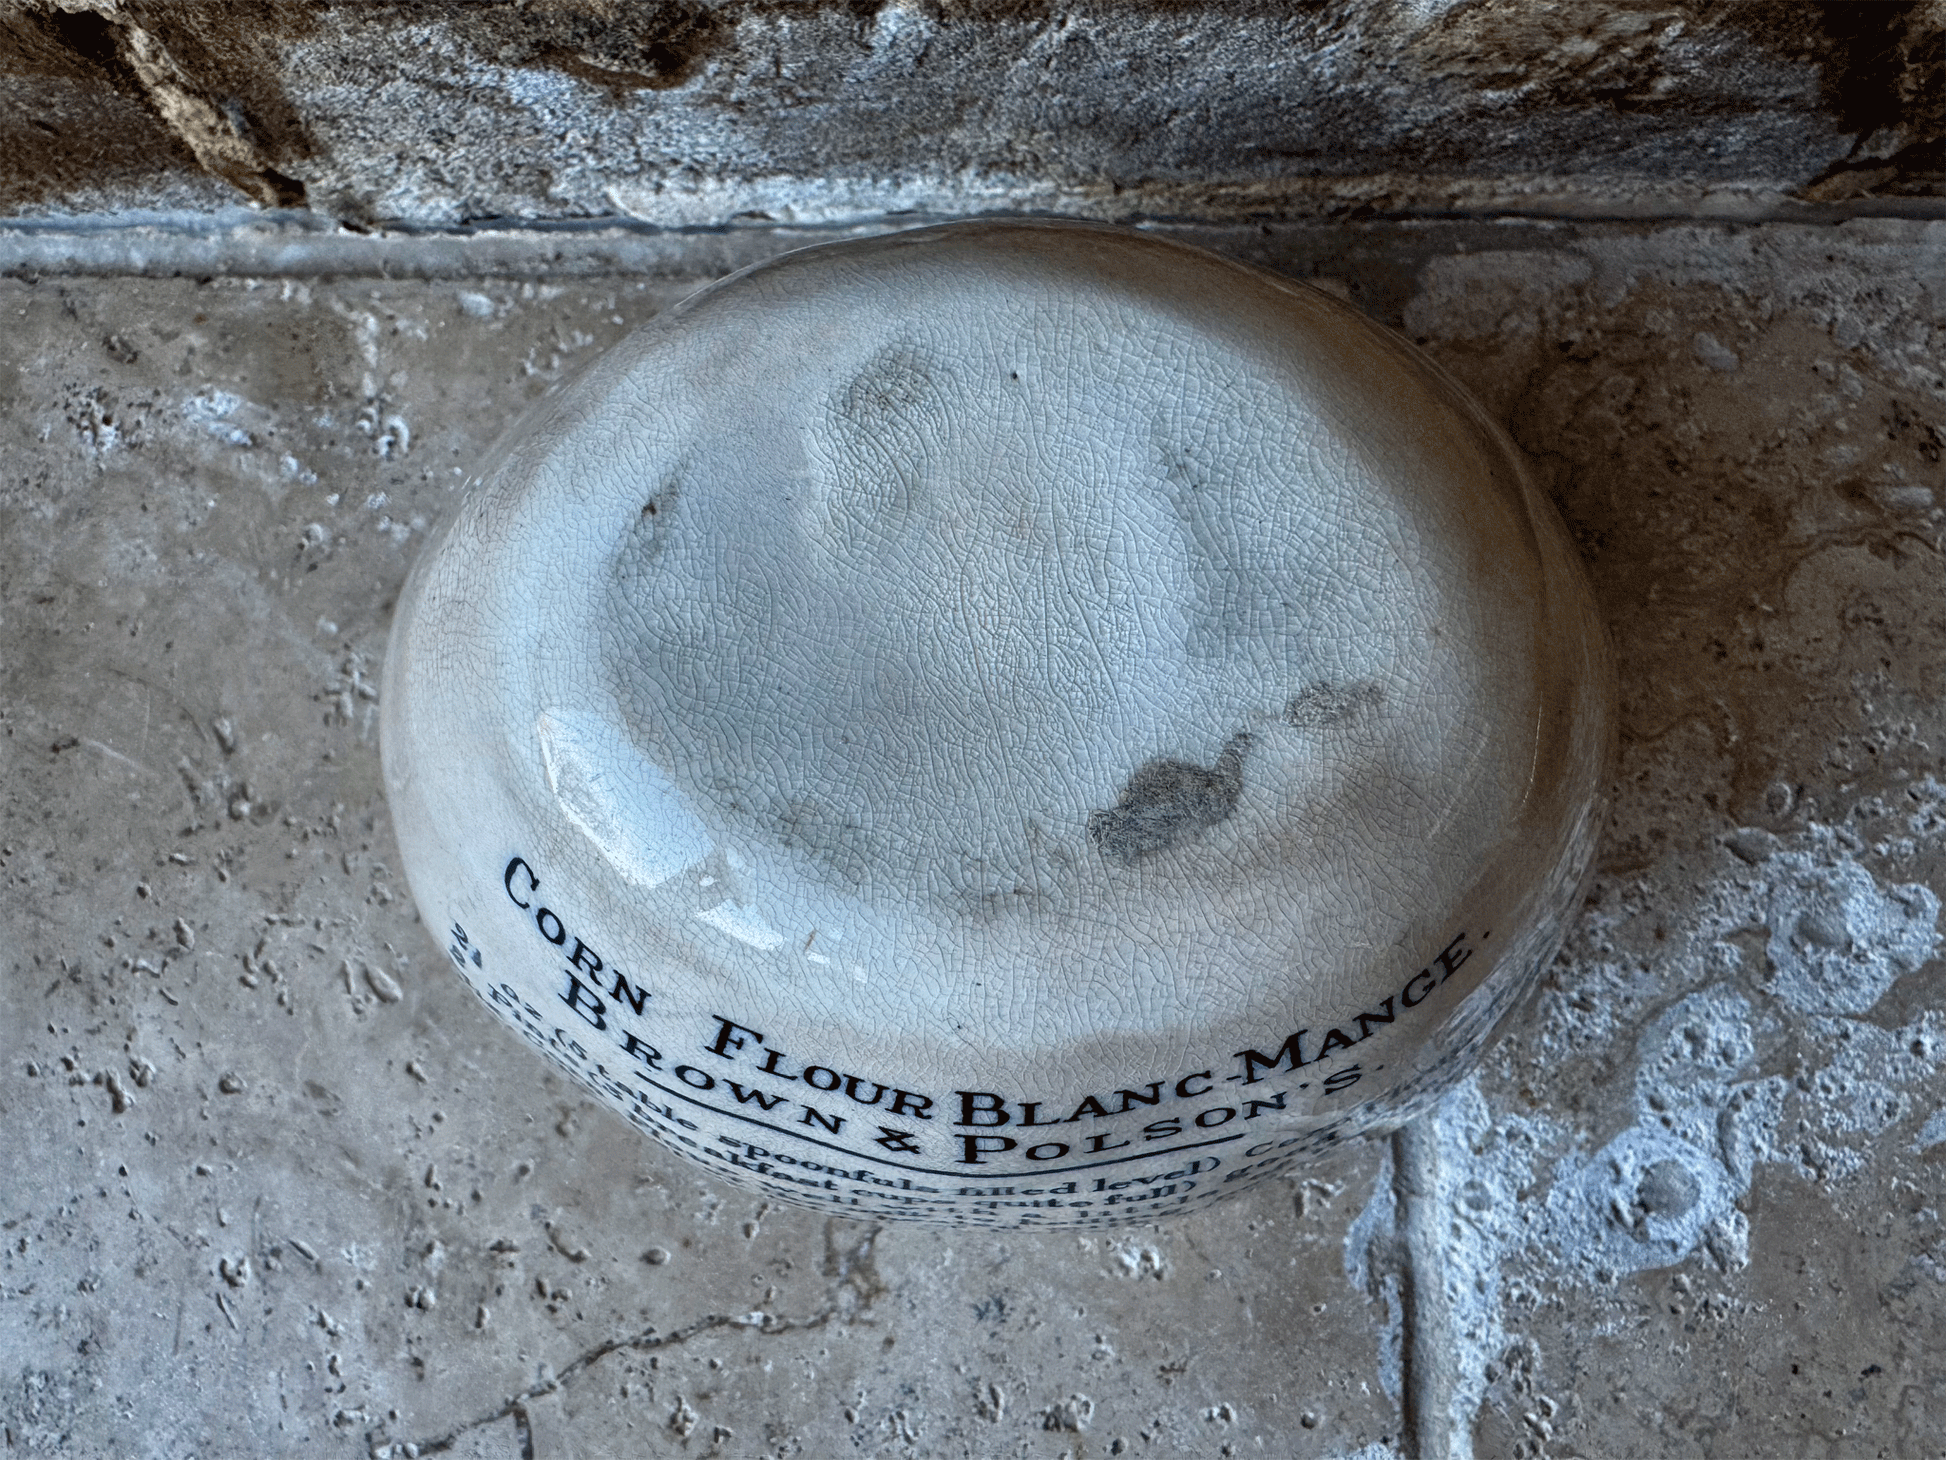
[{"x1": 380, "y1": 221, "x2": 1612, "y2": 1226}]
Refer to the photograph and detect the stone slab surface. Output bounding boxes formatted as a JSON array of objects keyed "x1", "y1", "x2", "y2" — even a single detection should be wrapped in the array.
[
  {"x1": 1414, "y1": 222, "x2": 1946, "y2": 1460},
  {"x1": 0, "y1": 263, "x2": 1398, "y2": 1459},
  {"x1": 2, "y1": 219, "x2": 1944, "y2": 1458}
]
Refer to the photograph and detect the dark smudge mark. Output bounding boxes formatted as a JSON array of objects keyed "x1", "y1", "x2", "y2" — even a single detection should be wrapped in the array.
[
  {"x1": 1089, "y1": 733, "x2": 1250, "y2": 865},
  {"x1": 1284, "y1": 680, "x2": 1383, "y2": 730},
  {"x1": 630, "y1": 472, "x2": 683, "y2": 564},
  {"x1": 837, "y1": 345, "x2": 932, "y2": 427}
]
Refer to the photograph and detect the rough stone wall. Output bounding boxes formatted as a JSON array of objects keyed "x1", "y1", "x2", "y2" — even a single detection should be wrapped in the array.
[{"x1": 2, "y1": 1, "x2": 1944, "y2": 227}]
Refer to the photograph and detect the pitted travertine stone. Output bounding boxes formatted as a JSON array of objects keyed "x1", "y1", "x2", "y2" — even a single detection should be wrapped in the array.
[{"x1": 380, "y1": 221, "x2": 1613, "y2": 1226}]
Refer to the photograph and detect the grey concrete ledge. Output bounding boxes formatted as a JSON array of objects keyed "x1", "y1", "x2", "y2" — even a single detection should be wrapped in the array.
[{"x1": 8, "y1": 191, "x2": 1946, "y2": 282}]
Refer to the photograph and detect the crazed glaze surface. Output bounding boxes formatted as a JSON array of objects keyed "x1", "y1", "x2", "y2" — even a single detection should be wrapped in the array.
[{"x1": 381, "y1": 221, "x2": 1613, "y2": 1227}]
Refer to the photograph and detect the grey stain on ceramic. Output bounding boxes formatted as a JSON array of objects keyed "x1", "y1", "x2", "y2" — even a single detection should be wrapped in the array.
[
  {"x1": 1285, "y1": 680, "x2": 1385, "y2": 730},
  {"x1": 836, "y1": 346, "x2": 934, "y2": 427},
  {"x1": 1089, "y1": 733, "x2": 1251, "y2": 865}
]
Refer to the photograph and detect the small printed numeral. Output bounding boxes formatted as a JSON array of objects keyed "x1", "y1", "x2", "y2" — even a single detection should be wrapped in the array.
[{"x1": 449, "y1": 922, "x2": 484, "y2": 969}]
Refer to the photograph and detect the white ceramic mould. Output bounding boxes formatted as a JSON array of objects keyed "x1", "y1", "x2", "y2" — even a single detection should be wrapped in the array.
[{"x1": 381, "y1": 221, "x2": 1614, "y2": 1228}]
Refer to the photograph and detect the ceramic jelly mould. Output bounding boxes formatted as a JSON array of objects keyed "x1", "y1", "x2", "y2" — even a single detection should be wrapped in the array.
[{"x1": 381, "y1": 221, "x2": 1614, "y2": 1228}]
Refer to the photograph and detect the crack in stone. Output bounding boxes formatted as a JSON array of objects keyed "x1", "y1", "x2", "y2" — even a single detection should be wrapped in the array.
[
  {"x1": 369, "y1": 1222, "x2": 883, "y2": 1458},
  {"x1": 367, "y1": 1306, "x2": 840, "y2": 1458}
]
